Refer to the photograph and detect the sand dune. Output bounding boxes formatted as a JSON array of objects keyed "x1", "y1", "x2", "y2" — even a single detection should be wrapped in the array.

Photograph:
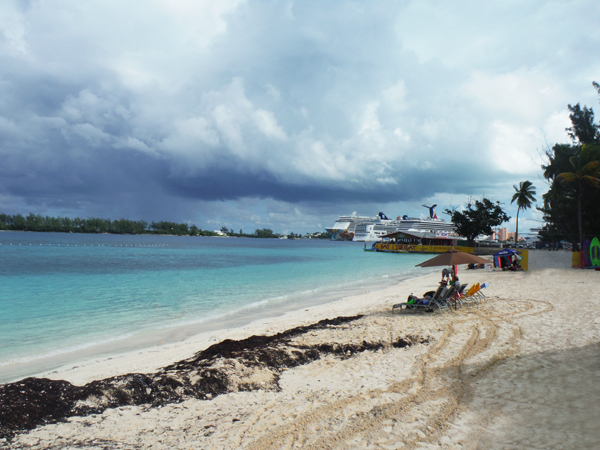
[{"x1": 1, "y1": 268, "x2": 599, "y2": 449}]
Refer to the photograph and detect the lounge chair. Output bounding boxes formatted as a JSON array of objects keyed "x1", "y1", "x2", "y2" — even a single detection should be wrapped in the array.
[
  {"x1": 392, "y1": 295, "x2": 437, "y2": 313},
  {"x1": 392, "y1": 285, "x2": 447, "y2": 313},
  {"x1": 435, "y1": 284, "x2": 459, "y2": 312},
  {"x1": 476, "y1": 282, "x2": 489, "y2": 301},
  {"x1": 453, "y1": 283, "x2": 469, "y2": 308},
  {"x1": 464, "y1": 282, "x2": 489, "y2": 305},
  {"x1": 461, "y1": 283, "x2": 481, "y2": 307},
  {"x1": 392, "y1": 280, "x2": 447, "y2": 313},
  {"x1": 463, "y1": 283, "x2": 480, "y2": 297}
]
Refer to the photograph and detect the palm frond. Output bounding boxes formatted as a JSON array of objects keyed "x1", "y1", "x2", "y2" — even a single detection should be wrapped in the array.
[
  {"x1": 583, "y1": 175, "x2": 600, "y2": 188},
  {"x1": 569, "y1": 155, "x2": 579, "y2": 171},
  {"x1": 581, "y1": 143, "x2": 600, "y2": 163},
  {"x1": 557, "y1": 173, "x2": 577, "y2": 183},
  {"x1": 582, "y1": 160, "x2": 600, "y2": 174}
]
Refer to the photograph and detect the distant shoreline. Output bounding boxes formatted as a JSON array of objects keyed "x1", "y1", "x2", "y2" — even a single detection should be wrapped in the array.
[{"x1": 0, "y1": 213, "x2": 329, "y2": 239}]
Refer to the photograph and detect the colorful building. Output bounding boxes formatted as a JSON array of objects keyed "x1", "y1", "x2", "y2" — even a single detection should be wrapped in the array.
[{"x1": 367, "y1": 230, "x2": 475, "y2": 254}]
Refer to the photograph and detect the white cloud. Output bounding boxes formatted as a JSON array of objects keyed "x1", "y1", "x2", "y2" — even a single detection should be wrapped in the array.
[
  {"x1": 114, "y1": 137, "x2": 156, "y2": 155},
  {"x1": 542, "y1": 110, "x2": 572, "y2": 145},
  {"x1": 0, "y1": 1, "x2": 28, "y2": 56},
  {"x1": 252, "y1": 109, "x2": 287, "y2": 140},
  {"x1": 462, "y1": 70, "x2": 564, "y2": 123},
  {"x1": 488, "y1": 121, "x2": 542, "y2": 175},
  {"x1": 62, "y1": 123, "x2": 112, "y2": 147}
]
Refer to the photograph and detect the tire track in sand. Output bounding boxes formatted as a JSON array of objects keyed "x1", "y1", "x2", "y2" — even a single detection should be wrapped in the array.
[{"x1": 244, "y1": 297, "x2": 550, "y2": 449}]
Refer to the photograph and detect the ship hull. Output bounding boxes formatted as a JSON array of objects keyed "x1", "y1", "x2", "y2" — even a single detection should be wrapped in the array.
[
  {"x1": 329, "y1": 229, "x2": 354, "y2": 241},
  {"x1": 325, "y1": 214, "x2": 378, "y2": 241}
]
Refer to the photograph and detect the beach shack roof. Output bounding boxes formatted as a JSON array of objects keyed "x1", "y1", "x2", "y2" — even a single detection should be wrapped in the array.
[
  {"x1": 381, "y1": 230, "x2": 455, "y2": 240},
  {"x1": 493, "y1": 248, "x2": 521, "y2": 257}
]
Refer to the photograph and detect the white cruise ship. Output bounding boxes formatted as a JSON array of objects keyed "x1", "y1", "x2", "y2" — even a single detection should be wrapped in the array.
[
  {"x1": 325, "y1": 212, "x2": 380, "y2": 241},
  {"x1": 352, "y1": 205, "x2": 456, "y2": 242}
]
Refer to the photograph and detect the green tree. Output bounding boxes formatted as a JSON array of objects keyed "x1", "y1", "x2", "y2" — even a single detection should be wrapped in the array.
[
  {"x1": 540, "y1": 143, "x2": 600, "y2": 249},
  {"x1": 511, "y1": 181, "x2": 536, "y2": 246},
  {"x1": 538, "y1": 83, "x2": 600, "y2": 249},
  {"x1": 25, "y1": 213, "x2": 43, "y2": 231},
  {"x1": 446, "y1": 198, "x2": 510, "y2": 247},
  {"x1": 12, "y1": 214, "x2": 25, "y2": 230},
  {"x1": 556, "y1": 144, "x2": 600, "y2": 251},
  {"x1": 255, "y1": 228, "x2": 275, "y2": 238},
  {"x1": 566, "y1": 104, "x2": 599, "y2": 144}
]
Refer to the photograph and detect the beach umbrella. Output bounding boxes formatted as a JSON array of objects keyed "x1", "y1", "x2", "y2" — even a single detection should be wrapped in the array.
[{"x1": 415, "y1": 249, "x2": 490, "y2": 268}]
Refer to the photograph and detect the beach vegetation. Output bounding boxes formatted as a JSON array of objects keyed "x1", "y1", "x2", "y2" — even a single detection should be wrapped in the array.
[
  {"x1": 511, "y1": 181, "x2": 536, "y2": 246},
  {"x1": 0, "y1": 212, "x2": 327, "y2": 239},
  {"x1": 539, "y1": 82, "x2": 600, "y2": 250},
  {"x1": 255, "y1": 228, "x2": 277, "y2": 238},
  {"x1": 566, "y1": 103, "x2": 599, "y2": 144},
  {"x1": 0, "y1": 213, "x2": 212, "y2": 236},
  {"x1": 556, "y1": 144, "x2": 600, "y2": 251},
  {"x1": 445, "y1": 198, "x2": 510, "y2": 247}
]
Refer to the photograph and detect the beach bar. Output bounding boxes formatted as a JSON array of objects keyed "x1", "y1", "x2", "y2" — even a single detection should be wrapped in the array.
[{"x1": 366, "y1": 230, "x2": 475, "y2": 254}]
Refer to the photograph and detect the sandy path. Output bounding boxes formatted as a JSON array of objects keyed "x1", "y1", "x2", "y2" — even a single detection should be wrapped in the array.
[{"x1": 2, "y1": 268, "x2": 599, "y2": 449}]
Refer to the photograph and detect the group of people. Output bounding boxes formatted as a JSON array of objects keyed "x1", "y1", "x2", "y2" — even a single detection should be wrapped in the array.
[
  {"x1": 441, "y1": 266, "x2": 459, "y2": 284},
  {"x1": 500, "y1": 256, "x2": 522, "y2": 271},
  {"x1": 404, "y1": 266, "x2": 460, "y2": 307}
]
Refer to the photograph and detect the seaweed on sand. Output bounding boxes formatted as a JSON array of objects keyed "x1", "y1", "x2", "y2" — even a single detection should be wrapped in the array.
[{"x1": 0, "y1": 315, "x2": 423, "y2": 439}]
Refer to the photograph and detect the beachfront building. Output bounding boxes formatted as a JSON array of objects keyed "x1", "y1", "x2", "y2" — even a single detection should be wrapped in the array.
[
  {"x1": 368, "y1": 230, "x2": 471, "y2": 254},
  {"x1": 492, "y1": 228, "x2": 509, "y2": 241},
  {"x1": 491, "y1": 228, "x2": 526, "y2": 242}
]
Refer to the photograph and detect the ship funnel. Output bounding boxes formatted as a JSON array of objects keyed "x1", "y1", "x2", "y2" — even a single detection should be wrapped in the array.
[{"x1": 422, "y1": 204, "x2": 438, "y2": 219}]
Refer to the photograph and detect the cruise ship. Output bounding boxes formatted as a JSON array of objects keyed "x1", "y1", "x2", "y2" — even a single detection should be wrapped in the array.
[
  {"x1": 352, "y1": 205, "x2": 456, "y2": 242},
  {"x1": 325, "y1": 212, "x2": 380, "y2": 241}
]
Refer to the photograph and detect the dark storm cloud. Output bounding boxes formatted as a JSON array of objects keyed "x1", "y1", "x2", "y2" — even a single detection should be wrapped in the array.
[
  {"x1": 0, "y1": 0, "x2": 599, "y2": 231},
  {"x1": 163, "y1": 168, "x2": 414, "y2": 204}
]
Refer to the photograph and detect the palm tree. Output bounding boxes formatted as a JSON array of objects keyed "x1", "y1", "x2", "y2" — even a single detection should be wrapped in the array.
[
  {"x1": 511, "y1": 181, "x2": 537, "y2": 247},
  {"x1": 557, "y1": 144, "x2": 600, "y2": 251}
]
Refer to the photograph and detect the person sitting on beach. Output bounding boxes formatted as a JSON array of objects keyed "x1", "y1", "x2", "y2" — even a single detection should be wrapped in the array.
[
  {"x1": 449, "y1": 273, "x2": 459, "y2": 286},
  {"x1": 436, "y1": 272, "x2": 458, "y2": 299},
  {"x1": 508, "y1": 258, "x2": 521, "y2": 271}
]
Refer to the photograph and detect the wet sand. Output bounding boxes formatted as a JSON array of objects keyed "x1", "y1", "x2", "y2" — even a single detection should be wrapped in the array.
[{"x1": 1, "y1": 267, "x2": 599, "y2": 449}]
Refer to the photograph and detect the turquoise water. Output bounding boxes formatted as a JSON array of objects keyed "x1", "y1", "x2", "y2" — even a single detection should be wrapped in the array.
[{"x1": 0, "y1": 232, "x2": 432, "y2": 382}]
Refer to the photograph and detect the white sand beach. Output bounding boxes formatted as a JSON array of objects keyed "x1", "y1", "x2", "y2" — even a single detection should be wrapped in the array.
[{"x1": 2, "y1": 267, "x2": 600, "y2": 449}]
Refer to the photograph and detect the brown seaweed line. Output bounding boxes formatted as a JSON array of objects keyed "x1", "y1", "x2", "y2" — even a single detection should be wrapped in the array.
[{"x1": 0, "y1": 314, "x2": 423, "y2": 440}]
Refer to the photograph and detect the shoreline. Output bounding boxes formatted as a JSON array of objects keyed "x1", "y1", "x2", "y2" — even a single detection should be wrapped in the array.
[
  {"x1": 3, "y1": 267, "x2": 599, "y2": 448},
  {"x1": 1, "y1": 265, "x2": 438, "y2": 385}
]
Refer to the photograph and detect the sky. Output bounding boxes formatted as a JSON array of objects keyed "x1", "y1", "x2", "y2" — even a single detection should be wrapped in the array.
[{"x1": 1, "y1": 0, "x2": 599, "y2": 235}]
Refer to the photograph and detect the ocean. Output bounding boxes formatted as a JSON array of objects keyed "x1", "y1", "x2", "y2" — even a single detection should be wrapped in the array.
[{"x1": 0, "y1": 231, "x2": 433, "y2": 383}]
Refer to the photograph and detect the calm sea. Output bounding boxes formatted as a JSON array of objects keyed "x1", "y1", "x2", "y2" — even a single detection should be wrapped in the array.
[{"x1": 0, "y1": 231, "x2": 433, "y2": 382}]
